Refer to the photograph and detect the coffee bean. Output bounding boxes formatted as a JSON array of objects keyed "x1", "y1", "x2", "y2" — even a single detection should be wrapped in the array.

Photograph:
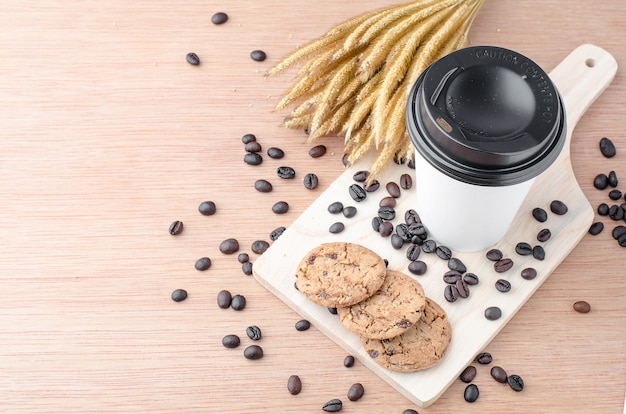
[
  {"x1": 277, "y1": 166, "x2": 296, "y2": 179},
  {"x1": 287, "y1": 375, "x2": 302, "y2": 395},
  {"x1": 402, "y1": 410, "x2": 419, "y2": 414},
  {"x1": 550, "y1": 200, "x2": 568, "y2": 215},
  {"x1": 328, "y1": 307, "x2": 338, "y2": 315},
  {"x1": 476, "y1": 352, "x2": 492, "y2": 364},
  {"x1": 408, "y1": 260, "x2": 427, "y2": 276},
  {"x1": 443, "y1": 270, "x2": 462, "y2": 284},
  {"x1": 217, "y1": 290, "x2": 232, "y2": 308},
  {"x1": 612, "y1": 225, "x2": 626, "y2": 240},
  {"x1": 211, "y1": 12, "x2": 229, "y2": 25},
  {"x1": 379, "y1": 221, "x2": 393, "y2": 237},
  {"x1": 448, "y1": 257, "x2": 466, "y2": 273},
  {"x1": 490, "y1": 366, "x2": 508, "y2": 383},
  {"x1": 270, "y1": 226, "x2": 286, "y2": 241},
  {"x1": 241, "y1": 133, "x2": 256, "y2": 144},
  {"x1": 436, "y1": 246, "x2": 452, "y2": 260},
  {"x1": 464, "y1": 384, "x2": 480, "y2": 403},
  {"x1": 532, "y1": 245, "x2": 546, "y2": 260},
  {"x1": 444, "y1": 284, "x2": 459, "y2": 302},
  {"x1": 309, "y1": 144, "x2": 327, "y2": 158},
  {"x1": 245, "y1": 141, "x2": 262, "y2": 153},
  {"x1": 363, "y1": 180, "x2": 379, "y2": 193},
  {"x1": 352, "y1": 170, "x2": 369, "y2": 182},
  {"x1": 222, "y1": 334, "x2": 240, "y2": 348},
  {"x1": 456, "y1": 279, "x2": 470, "y2": 298},
  {"x1": 422, "y1": 239, "x2": 437, "y2": 253},
  {"x1": 328, "y1": 201, "x2": 344, "y2": 214},
  {"x1": 408, "y1": 223, "x2": 428, "y2": 241},
  {"x1": 231, "y1": 294, "x2": 246, "y2": 310},
  {"x1": 349, "y1": 184, "x2": 367, "y2": 202},
  {"x1": 495, "y1": 279, "x2": 511, "y2": 292},
  {"x1": 515, "y1": 242, "x2": 532, "y2": 255},
  {"x1": 267, "y1": 147, "x2": 285, "y2": 159},
  {"x1": 463, "y1": 273, "x2": 479, "y2": 285},
  {"x1": 619, "y1": 233, "x2": 626, "y2": 247},
  {"x1": 195, "y1": 257, "x2": 212, "y2": 271},
  {"x1": 400, "y1": 173, "x2": 413, "y2": 190},
  {"x1": 532, "y1": 207, "x2": 548, "y2": 222},
  {"x1": 608, "y1": 170, "x2": 618, "y2": 187},
  {"x1": 242, "y1": 262, "x2": 253, "y2": 276},
  {"x1": 342, "y1": 206, "x2": 357, "y2": 218},
  {"x1": 494, "y1": 258, "x2": 514, "y2": 273},
  {"x1": 507, "y1": 374, "x2": 524, "y2": 392},
  {"x1": 198, "y1": 201, "x2": 217, "y2": 216},
  {"x1": 244, "y1": 152, "x2": 263, "y2": 165},
  {"x1": 347, "y1": 383, "x2": 365, "y2": 401},
  {"x1": 169, "y1": 220, "x2": 183, "y2": 235},
  {"x1": 484, "y1": 306, "x2": 502, "y2": 320},
  {"x1": 171, "y1": 288, "x2": 187, "y2": 302},
  {"x1": 322, "y1": 399, "x2": 342, "y2": 412},
  {"x1": 272, "y1": 201, "x2": 289, "y2": 214},
  {"x1": 186, "y1": 52, "x2": 200, "y2": 65},
  {"x1": 460, "y1": 365, "x2": 477, "y2": 383},
  {"x1": 395, "y1": 224, "x2": 412, "y2": 242},
  {"x1": 405, "y1": 209, "x2": 420, "y2": 224},
  {"x1": 219, "y1": 238, "x2": 240, "y2": 254},
  {"x1": 343, "y1": 355, "x2": 355, "y2": 367},
  {"x1": 573, "y1": 300, "x2": 591, "y2": 313},
  {"x1": 329, "y1": 222, "x2": 345, "y2": 234},
  {"x1": 386, "y1": 181, "x2": 401, "y2": 198},
  {"x1": 521, "y1": 267, "x2": 537, "y2": 280},
  {"x1": 609, "y1": 204, "x2": 625, "y2": 220},
  {"x1": 303, "y1": 173, "x2": 319, "y2": 189},
  {"x1": 594, "y1": 173, "x2": 609, "y2": 190},
  {"x1": 379, "y1": 196, "x2": 397, "y2": 208},
  {"x1": 599, "y1": 136, "x2": 616, "y2": 158},
  {"x1": 406, "y1": 243, "x2": 421, "y2": 261},
  {"x1": 391, "y1": 234, "x2": 405, "y2": 250},
  {"x1": 609, "y1": 189, "x2": 623, "y2": 201},
  {"x1": 251, "y1": 240, "x2": 270, "y2": 254},
  {"x1": 537, "y1": 228, "x2": 552, "y2": 242},
  {"x1": 295, "y1": 319, "x2": 311, "y2": 331},
  {"x1": 246, "y1": 325, "x2": 262, "y2": 341},
  {"x1": 486, "y1": 248, "x2": 503, "y2": 261},
  {"x1": 244, "y1": 345, "x2": 264, "y2": 360},
  {"x1": 378, "y1": 206, "x2": 396, "y2": 220},
  {"x1": 250, "y1": 50, "x2": 267, "y2": 62},
  {"x1": 371, "y1": 216, "x2": 382, "y2": 232},
  {"x1": 254, "y1": 179, "x2": 273, "y2": 193}
]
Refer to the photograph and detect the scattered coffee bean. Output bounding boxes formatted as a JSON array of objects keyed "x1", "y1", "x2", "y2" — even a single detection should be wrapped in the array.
[
  {"x1": 460, "y1": 365, "x2": 477, "y2": 383},
  {"x1": 254, "y1": 179, "x2": 272, "y2": 193},
  {"x1": 347, "y1": 383, "x2": 365, "y2": 401},
  {"x1": 217, "y1": 290, "x2": 232, "y2": 309},
  {"x1": 532, "y1": 245, "x2": 546, "y2": 260},
  {"x1": 342, "y1": 206, "x2": 357, "y2": 218},
  {"x1": 400, "y1": 173, "x2": 413, "y2": 190},
  {"x1": 443, "y1": 270, "x2": 462, "y2": 284},
  {"x1": 267, "y1": 147, "x2": 285, "y2": 159},
  {"x1": 295, "y1": 319, "x2": 311, "y2": 331},
  {"x1": 364, "y1": 180, "x2": 380, "y2": 192},
  {"x1": 594, "y1": 173, "x2": 609, "y2": 190},
  {"x1": 244, "y1": 141, "x2": 262, "y2": 153},
  {"x1": 550, "y1": 200, "x2": 568, "y2": 215},
  {"x1": 408, "y1": 260, "x2": 427, "y2": 275},
  {"x1": 244, "y1": 345, "x2": 264, "y2": 360},
  {"x1": 486, "y1": 248, "x2": 503, "y2": 261},
  {"x1": 391, "y1": 234, "x2": 405, "y2": 250},
  {"x1": 222, "y1": 334, "x2": 240, "y2": 348},
  {"x1": 619, "y1": 234, "x2": 626, "y2": 247},
  {"x1": 198, "y1": 201, "x2": 217, "y2": 216},
  {"x1": 270, "y1": 226, "x2": 287, "y2": 241},
  {"x1": 405, "y1": 209, "x2": 420, "y2": 224},
  {"x1": 186, "y1": 52, "x2": 200, "y2": 65},
  {"x1": 230, "y1": 294, "x2": 246, "y2": 310},
  {"x1": 609, "y1": 189, "x2": 623, "y2": 200},
  {"x1": 287, "y1": 375, "x2": 302, "y2": 395},
  {"x1": 532, "y1": 207, "x2": 548, "y2": 222},
  {"x1": 515, "y1": 242, "x2": 532, "y2": 256},
  {"x1": 277, "y1": 166, "x2": 296, "y2": 179},
  {"x1": 303, "y1": 173, "x2": 319, "y2": 189},
  {"x1": 322, "y1": 399, "x2": 343, "y2": 412},
  {"x1": 195, "y1": 256, "x2": 212, "y2": 271},
  {"x1": 463, "y1": 273, "x2": 479, "y2": 285},
  {"x1": 484, "y1": 306, "x2": 502, "y2": 320},
  {"x1": 244, "y1": 152, "x2": 263, "y2": 165},
  {"x1": 309, "y1": 144, "x2": 327, "y2": 158},
  {"x1": 406, "y1": 243, "x2": 421, "y2": 261},
  {"x1": 343, "y1": 355, "x2": 355, "y2": 368},
  {"x1": 476, "y1": 352, "x2": 493, "y2": 364},
  {"x1": 379, "y1": 196, "x2": 397, "y2": 208},
  {"x1": 246, "y1": 325, "x2": 262, "y2": 341},
  {"x1": 573, "y1": 300, "x2": 591, "y2": 313},
  {"x1": 329, "y1": 222, "x2": 345, "y2": 234},
  {"x1": 448, "y1": 257, "x2": 467, "y2": 273},
  {"x1": 402, "y1": 410, "x2": 418, "y2": 414},
  {"x1": 537, "y1": 228, "x2": 552, "y2": 242},
  {"x1": 251, "y1": 240, "x2": 270, "y2": 254},
  {"x1": 352, "y1": 170, "x2": 369, "y2": 182},
  {"x1": 464, "y1": 384, "x2": 479, "y2": 403},
  {"x1": 241, "y1": 133, "x2": 256, "y2": 144},
  {"x1": 422, "y1": 239, "x2": 437, "y2": 253},
  {"x1": 242, "y1": 261, "x2": 253, "y2": 276},
  {"x1": 490, "y1": 366, "x2": 508, "y2": 383},
  {"x1": 328, "y1": 201, "x2": 344, "y2": 214},
  {"x1": 608, "y1": 204, "x2": 623, "y2": 220},
  {"x1": 219, "y1": 238, "x2": 240, "y2": 254},
  {"x1": 608, "y1": 170, "x2": 618, "y2": 187},
  {"x1": 327, "y1": 307, "x2": 338, "y2": 315},
  {"x1": 272, "y1": 201, "x2": 289, "y2": 214},
  {"x1": 456, "y1": 279, "x2": 470, "y2": 298},
  {"x1": 494, "y1": 258, "x2": 514, "y2": 273},
  {"x1": 495, "y1": 279, "x2": 511, "y2": 293},
  {"x1": 507, "y1": 374, "x2": 524, "y2": 392},
  {"x1": 371, "y1": 216, "x2": 382, "y2": 232},
  {"x1": 169, "y1": 220, "x2": 183, "y2": 235},
  {"x1": 386, "y1": 181, "x2": 401, "y2": 198},
  {"x1": 436, "y1": 245, "x2": 452, "y2": 260},
  {"x1": 521, "y1": 267, "x2": 537, "y2": 280},
  {"x1": 378, "y1": 206, "x2": 396, "y2": 220},
  {"x1": 250, "y1": 50, "x2": 267, "y2": 62},
  {"x1": 349, "y1": 184, "x2": 367, "y2": 202},
  {"x1": 612, "y1": 225, "x2": 626, "y2": 240},
  {"x1": 171, "y1": 288, "x2": 187, "y2": 302},
  {"x1": 599, "y1": 136, "x2": 616, "y2": 158},
  {"x1": 211, "y1": 12, "x2": 229, "y2": 25},
  {"x1": 444, "y1": 284, "x2": 459, "y2": 302},
  {"x1": 379, "y1": 221, "x2": 393, "y2": 237}
]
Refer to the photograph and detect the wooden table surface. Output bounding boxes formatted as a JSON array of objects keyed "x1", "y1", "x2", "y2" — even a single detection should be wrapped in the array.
[{"x1": 1, "y1": 1, "x2": 624, "y2": 413}]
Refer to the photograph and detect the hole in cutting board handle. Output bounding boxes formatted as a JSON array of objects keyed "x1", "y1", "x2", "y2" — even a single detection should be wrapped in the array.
[{"x1": 585, "y1": 58, "x2": 595, "y2": 67}]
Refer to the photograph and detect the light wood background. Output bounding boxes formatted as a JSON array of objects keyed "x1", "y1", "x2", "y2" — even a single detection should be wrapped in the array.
[{"x1": 1, "y1": 1, "x2": 624, "y2": 413}]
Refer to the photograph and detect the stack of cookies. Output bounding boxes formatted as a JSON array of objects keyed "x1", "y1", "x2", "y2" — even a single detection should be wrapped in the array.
[{"x1": 295, "y1": 242, "x2": 452, "y2": 372}]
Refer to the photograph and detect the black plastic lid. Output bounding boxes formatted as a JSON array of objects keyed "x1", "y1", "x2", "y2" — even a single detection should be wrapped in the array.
[{"x1": 406, "y1": 46, "x2": 566, "y2": 186}]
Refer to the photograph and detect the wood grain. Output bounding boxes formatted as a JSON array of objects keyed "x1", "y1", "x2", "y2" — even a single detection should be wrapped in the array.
[{"x1": 0, "y1": 1, "x2": 624, "y2": 413}]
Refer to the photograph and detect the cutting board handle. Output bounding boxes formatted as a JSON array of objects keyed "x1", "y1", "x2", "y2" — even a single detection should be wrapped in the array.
[{"x1": 549, "y1": 44, "x2": 618, "y2": 153}]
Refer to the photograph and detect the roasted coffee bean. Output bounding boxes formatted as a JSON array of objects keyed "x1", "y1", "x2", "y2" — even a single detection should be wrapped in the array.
[
  {"x1": 277, "y1": 166, "x2": 296, "y2": 179},
  {"x1": 550, "y1": 200, "x2": 568, "y2": 215},
  {"x1": 422, "y1": 239, "x2": 437, "y2": 253},
  {"x1": 408, "y1": 260, "x2": 427, "y2": 276},
  {"x1": 246, "y1": 325, "x2": 262, "y2": 341},
  {"x1": 211, "y1": 12, "x2": 229, "y2": 25},
  {"x1": 494, "y1": 258, "x2": 514, "y2": 273},
  {"x1": 491, "y1": 366, "x2": 508, "y2": 383},
  {"x1": 436, "y1": 245, "x2": 452, "y2": 260},
  {"x1": 266, "y1": 147, "x2": 285, "y2": 159},
  {"x1": 463, "y1": 273, "x2": 479, "y2": 285},
  {"x1": 270, "y1": 226, "x2": 286, "y2": 241},
  {"x1": 406, "y1": 243, "x2": 421, "y2": 261},
  {"x1": 443, "y1": 270, "x2": 462, "y2": 284},
  {"x1": 347, "y1": 383, "x2": 365, "y2": 401},
  {"x1": 405, "y1": 209, "x2": 420, "y2": 225},
  {"x1": 222, "y1": 334, "x2": 240, "y2": 348},
  {"x1": 486, "y1": 248, "x2": 503, "y2": 261},
  {"x1": 169, "y1": 220, "x2": 184, "y2": 235},
  {"x1": 303, "y1": 173, "x2": 319, "y2": 190},
  {"x1": 349, "y1": 184, "x2": 367, "y2": 202},
  {"x1": 251, "y1": 240, "x2": 270, "y2": 254},
  {"x1": 573, "y1": 300, "x2": 591, "y2": 313},
  {"x1": 220, "y1": 238, "x2": 240, "y2": 254},
  {"x1": 242, "y1": 261, "x2": 253, "y2": 276},
  {"x1": 295, "y1": 319, "x2": 311, "y2": 331},
  {"x1": 619, "y1": 233, "x2": 626, "y2": 247},
  {"x1": 254, "y1": 179, "x2": 273, "y2": 193},
  {"x1": 171, "y1": 289, "x2": 187, "y2": 302},
  {"x1": 444, "y1": 284, "x2": 459, "y2": 302},
  {"x1": 328, "y1": 201, "x2": 344, "y2": 214},
  {"x1": 532, "y1": 207, "x2": 548, "y2": 222},
  {"x1": 608, "y1": 170, "x2": 618, "y2": 187},
  {"x1": 386, "y1": 181, "x2": 401, "y2": 198},
  {"x1": 217, "y1": 290, "x2": 232, "y2": 308},
  {"x1": 343, "y1": 355, "x2": 355, "y2": 367},
  {"x1": 186, "y1": 52, "x2": 200, "y2": 65},
  {"x1": 391, "y1": 234, "x2": 404, "y2": 250},
  {"x1": 599, "y1": 136, "x2": 616, "y2": 158},
  {"x1": 448, "y1": 257, "x2": 466, "y2": 273},
  {"x1": 309, "y1": 144, "x2": 327, "y2": 158},
  {"x1": 495, "y1": 279, "x2": 511, "y2": 292},
  {"x1": 396, "y1": 223, "x2": 412, "y2": 242},
  {"x1": 329, "y1": 222, "x2": 345, "y2": 234},
  {"x1": 476, "y1": 352, "x2": 492, "y2": 364},
  {"x1": 287, "y1": 375, "x2": 302, "y2": 395},
  {"x1": 352, "y1": 170, "x2": 369, "y2": 182},
  {"x1": 379, "y1": 221, "x2": 393, "y2": 237},
  {"x1": 400, "y1": 173, "x2": 413, "y2": 190},
  {"x1": 460, "y1": 365, "x2": 477, "y2": 383},
  {"x1": 521, "y1": 267, "x2": 537, "y2": 280},
  {"x1": 322, "y1": 399, "x2": 343, "y2": 412},
  {"x1": 371, "y1": 216, "x2": 382, "y2": 232},
  {"x1": 515, "y1": 242, "x2": 532, "y2": 256},
  {"x1": 464, "y1": 384, "x2": 480, "y2": 403},
  {"x1": 507, "y1": 374, "x2": 524, "y2": 392},
  {"x1": 612, "y1": 225, "x2": 626, "y2": 240},
  {"x1": 241, "y1": 133, "x2": 256, "y2": 144},
  {"x1": 198, "y1": 200, "x2": 217, "y2": 216},
  {"x1": 484, "y1": 306, "x2": 502, "y2": 320},
  {"x1": 328, "y1": 307, "x2": 338, "y2": 315},
  {"x1": 245, "y1": 141, "x2": 262, "y2": 153},
  {"x1": 342, "y1": 206, "x2": 357, "y2": 218},
  {"x1": 609, "y1": 204, "x2": 624, "y2": 220},
  {"x1": 272, "y1": 201, "x2": 289, "y2": 214},
  {"x1": 403, "y1": 410, "x2": 419, "y2": 414},
  {"x1": 244, "y1": 152, "x2": 263, "y2": 165},
  {"x1": 409, "y1": 223, "x2": 428, "y2": 241},
  {"x1": 379, "y1": 196, "x2": 397, "y2": 208},
  {"x1": 532, "y1": 245, "x2": 546, "y2": 260},
  {"x1": 456, "y1": 279, "x2": 470, "y2": 298},
  {"x1": 363, "y1": 180, "x2": 379, "y2": 193},
  {"x1": 244, "y1": 345, "x2": 264, "y2": 360},
  {"x1": 594, "y1": 173, "x2": 609, "y2": 189},
  {"x1": 231, "y1": 294, "x2": 246, "y2": 310},
  {"x1": 537, "y1": 228, "x2": 552, "y2": 242},
  {"x1": 250, "y1": 50, "x2": 267, "y2": 62},
  {"x1": 609, "y1": 189, "x2": 623, "y2": 201},
  {"x1": 195, "y1": 257, "x2": 212, "y2": 271},
  {"x1": 378, "y1": 206, "x2": 396, "y2": 221}
]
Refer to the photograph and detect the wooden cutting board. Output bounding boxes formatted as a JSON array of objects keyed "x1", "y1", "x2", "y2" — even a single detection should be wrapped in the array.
[{"x1": 253, "y1": 44, "x2": 617, "y2": 408}]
